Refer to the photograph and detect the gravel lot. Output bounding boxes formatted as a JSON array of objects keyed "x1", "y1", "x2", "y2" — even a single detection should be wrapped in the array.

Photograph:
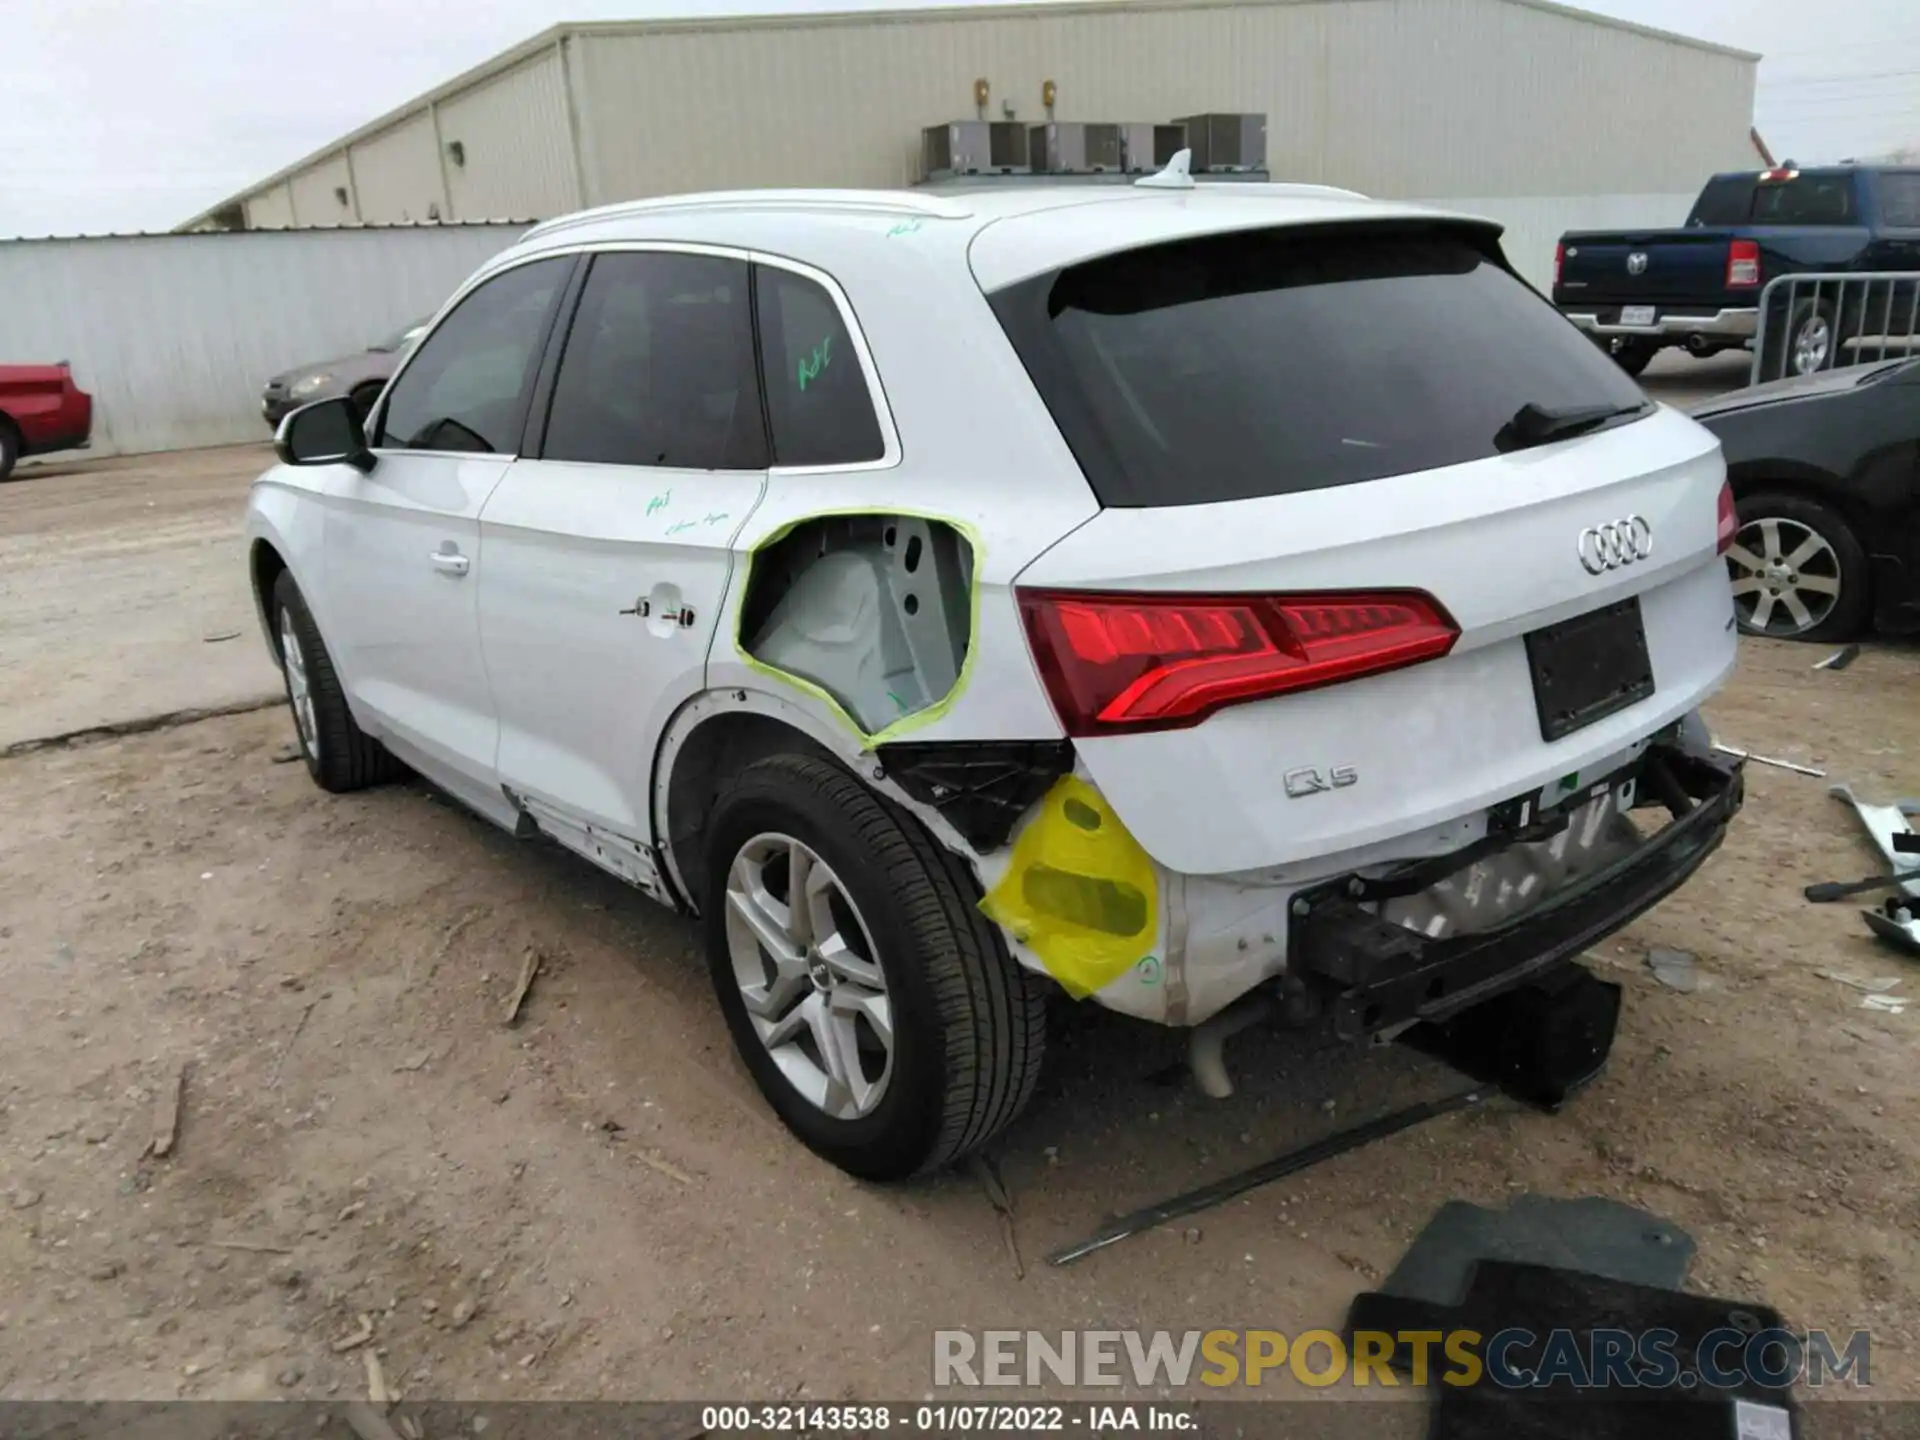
[{"x1": 1, "y1": 429, "x2": 1915, "y2": 1413}]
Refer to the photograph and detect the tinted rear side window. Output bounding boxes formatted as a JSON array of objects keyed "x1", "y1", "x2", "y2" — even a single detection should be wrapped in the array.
[
  {"x1": 989, "y1": 225, "x2": 1647, "y2": 507},
  {"x1": 754, "y1": 266, "x2": 886, "y2": 467},
  {"x1": 1880, "y1": 173, "x2": 1920, "y2": 227},
  {"x1": 543, "y1": 251, "x2": 765, "y2": 470},
  {"x1": 1688, "y1": 175, "x2": 1756, "y2": 227}
]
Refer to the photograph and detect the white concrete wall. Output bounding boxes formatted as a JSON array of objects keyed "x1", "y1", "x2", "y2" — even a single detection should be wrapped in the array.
[{"x1": 0, "y1": 226, "x2": 526, "y2": 458}]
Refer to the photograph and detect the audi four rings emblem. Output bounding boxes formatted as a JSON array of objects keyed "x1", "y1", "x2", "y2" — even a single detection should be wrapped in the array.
[{"x1": 1578, "y1": 516, "x2": 1654, "y2": 574}]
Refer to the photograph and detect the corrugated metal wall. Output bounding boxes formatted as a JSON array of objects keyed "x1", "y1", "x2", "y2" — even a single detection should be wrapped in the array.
[
  {"x1": 0, "y1": 226, "x2": 525, "y2": 458},
  {"x1": 245, "y1": 184, "x2": 295, "y2": 231},
  {"x1": 439, "y1": 47, "x2": 582, "y2": 220},
  {"x1": 352, "y1": 113, "x2": 447, "y2": 224},
  {"x1": 289, "y1": 154, "x2": 358, "y2": 228},
  {"x1": 570, "y1": 0, "x2": 1755, "y2": 204},
  {"x1": 218, "y1": 0, "x2": 1754, "y2": 232}
]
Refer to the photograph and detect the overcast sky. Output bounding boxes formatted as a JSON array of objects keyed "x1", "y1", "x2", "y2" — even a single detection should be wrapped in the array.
[{"x1": 6, "y1": 0, "x2": 1916, "y2": 236}]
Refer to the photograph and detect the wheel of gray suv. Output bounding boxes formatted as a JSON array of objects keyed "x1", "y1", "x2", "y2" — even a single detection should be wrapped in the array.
[
  {"x1": 701, "y1": 751, "x2": 1045, "y2": 1180},
  {"x1": 1725, "y1": 492, "x2": 1870, "y2": 642},
  {"x1": 0, "y1": 421, "x2": 19, "y2": 482},
  {"x1": 271, "y1": 570, "x2": 405, "y2": 791},
  {"x1": 350, "y1": 383, "x2": 384, "y2": 421}
]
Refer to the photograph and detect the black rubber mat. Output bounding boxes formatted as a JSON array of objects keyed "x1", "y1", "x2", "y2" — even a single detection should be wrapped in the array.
[
  {"x1": 1376, "y1": 1194, "x2": 1695, "y2": 1306},
  {"x1": 1347, "y1": 1260, "x2": 1799, "y2": 1440}
]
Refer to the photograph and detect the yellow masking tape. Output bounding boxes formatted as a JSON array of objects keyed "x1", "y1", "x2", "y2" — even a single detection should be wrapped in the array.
[{"x1": 980, "y1": 776, "x2": 1159, "y2": 998}]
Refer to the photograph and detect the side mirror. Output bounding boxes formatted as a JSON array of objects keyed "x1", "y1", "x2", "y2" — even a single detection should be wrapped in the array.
[{"x1": 276, "y1": 396, "x2": 375, "y2": 472}]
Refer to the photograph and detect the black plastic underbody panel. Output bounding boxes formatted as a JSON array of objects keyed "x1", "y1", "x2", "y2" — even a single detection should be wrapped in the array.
[
  {"x1": 876, "y1": 739, "x2": 1074, "y2": 852},
  {"x1": 1291, "y1": 749, "x2": 1744, "y2": 1039}
]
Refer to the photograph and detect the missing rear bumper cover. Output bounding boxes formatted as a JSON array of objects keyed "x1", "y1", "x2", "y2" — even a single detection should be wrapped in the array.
[{"x1": 1291, "y1": 748, "x2": 1744, "y2": 1040}]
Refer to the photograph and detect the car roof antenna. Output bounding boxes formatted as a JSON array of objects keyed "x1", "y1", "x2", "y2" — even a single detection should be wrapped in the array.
[{"x1": 1135, "y1": 148, "x2": 1195, "y2": 191}]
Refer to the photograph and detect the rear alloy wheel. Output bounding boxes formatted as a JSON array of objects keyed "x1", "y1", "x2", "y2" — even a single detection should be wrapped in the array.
[
  {"x1": 271, "y1": 570, "x2": 405, "y2": 791},
  {"x1": 1725, "y1": 493, "x2": 1870, "y2": 641},
  {"x1": 703, "y1": 752, "x2": 1044, "y2": 1180}
]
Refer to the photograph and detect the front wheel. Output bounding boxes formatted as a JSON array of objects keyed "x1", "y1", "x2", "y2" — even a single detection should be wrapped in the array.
[
  {"x1": 271, "y1": 570, "x2": 405, "y2": 791},
  {"x1": 702, "y1": 752, "x2": 1045, "y2": 1180},
  {"x1": 1725, "y1": 492, "x2": 1870, "y2": 641}
]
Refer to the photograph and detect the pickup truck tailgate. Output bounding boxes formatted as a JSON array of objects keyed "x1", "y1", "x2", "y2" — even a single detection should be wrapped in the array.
[{"x1": 1559, "y1": 230, "x2": 1731, "y2": 305}]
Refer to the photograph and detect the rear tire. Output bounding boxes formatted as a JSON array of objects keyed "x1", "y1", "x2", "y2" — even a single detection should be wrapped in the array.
[
  {"x1": 1725, "y1": 492, "x2": 1871, "y2": 642},
  {"x1": 0, "y1": 421, "x2": 19, "y2": 482},
  {"x1": 1760, "y1": 297, "x2": 1844, "y2": 381},
  {"x1": 702, "y1": 752, "x2": 1045, "y2": 1180},
  {"x1": 270, "y1": 570, "x2": 405, "y2": 791}
]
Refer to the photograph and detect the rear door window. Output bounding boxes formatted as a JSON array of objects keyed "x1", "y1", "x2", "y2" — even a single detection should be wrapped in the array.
[
  {"x1": 989, "y1": 225, "x2": 1648, "y2": 508},
  {"x1": 542, "y1": 251, "x2": 765, "y2": 470},
  {"x1": 754, "y1": 265, "x2": 886, "y2": 467},
  {"x1": 1879, "y1": 173, "x2": 1920, "y2": 227}
]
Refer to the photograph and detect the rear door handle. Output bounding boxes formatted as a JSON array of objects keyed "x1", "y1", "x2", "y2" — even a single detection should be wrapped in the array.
[{"x1": 429, "y1": 550, "x2": 470, "y2": 577}]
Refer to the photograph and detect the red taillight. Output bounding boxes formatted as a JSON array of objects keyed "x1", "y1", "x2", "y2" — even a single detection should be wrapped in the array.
[
  {"x1": 1717, "y1": 482, "x2": 1737, "y2": 555},
  {"x1": 1017, "y1": 589, "x2": 1460, "y2": 737},
  {"x1": 1552, "y1": 242, "x2": 1564, "y2": 290},
  {"x1": 1726, "y1": 239, "x2": 1761, "y2": 289}
]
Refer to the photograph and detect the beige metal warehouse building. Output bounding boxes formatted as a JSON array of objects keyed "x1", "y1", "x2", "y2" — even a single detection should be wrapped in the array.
[{"x1": 180, "y1": 0, "x2": 1761, "y2": 288}]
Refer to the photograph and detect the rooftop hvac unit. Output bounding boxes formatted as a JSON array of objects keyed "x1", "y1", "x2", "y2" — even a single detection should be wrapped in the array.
[
  {"x1": 923, "y1": 121, "x2": 1030, "y2": 178},
  {"x1": 1118, "y1": 123, "x2": 1190, "y2": 173},
  {"x1": 1171, "y1": 113, "x2": 1268, "y2": 172},
  {"x1": 1029, "y1": 122, "x2": 1124, "y2": 174}
]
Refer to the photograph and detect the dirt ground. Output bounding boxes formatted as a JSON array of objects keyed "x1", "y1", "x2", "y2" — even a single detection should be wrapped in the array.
[
  {"x1": 0, "y1": 445, "x2": 281, "y2": 749},
  {"x1": 0, "y1": 637, "x2": 1915, "y2": 1408},
  {"x1": 2, "y1": 430, "x2": 1916, "y2": 1417}
]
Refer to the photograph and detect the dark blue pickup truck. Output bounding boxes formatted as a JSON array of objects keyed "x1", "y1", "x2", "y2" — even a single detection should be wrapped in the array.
[{"x1": 1552, "y1": 164, "x2": 1920, "y2": 378}]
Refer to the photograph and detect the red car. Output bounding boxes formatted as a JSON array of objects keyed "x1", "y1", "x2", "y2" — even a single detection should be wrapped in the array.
[{"x1": 0, "y1": 363, "x2": 94, "y2": 480}]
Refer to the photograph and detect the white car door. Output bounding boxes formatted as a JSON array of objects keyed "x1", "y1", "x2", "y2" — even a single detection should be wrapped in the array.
[
  {"x1": 324, "y1": 255, "x2": 574, "y2": 819},
  {"x1": 476, "y1": 248, "x2": 771, "y2": 891}
]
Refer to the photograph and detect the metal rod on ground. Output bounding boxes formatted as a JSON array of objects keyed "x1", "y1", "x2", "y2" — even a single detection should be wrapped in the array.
[
  {"x1": 1710, "y1": 744, "x2": 1824, "y2": 778},
  {"x1": 1046, "y1": 1088, "x2": 1483, "y2": 1267}
]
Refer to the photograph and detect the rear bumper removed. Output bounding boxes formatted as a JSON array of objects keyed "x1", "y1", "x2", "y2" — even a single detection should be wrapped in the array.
[
  {"x1": 1289, "y1": 747, "x2": 1743, "y2": 1039},
  {"x1": 1560, "y1": 306, "x2": 1759, "y2": 344}
]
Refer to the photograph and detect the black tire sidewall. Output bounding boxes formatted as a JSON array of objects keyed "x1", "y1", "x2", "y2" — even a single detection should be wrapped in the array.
[
  {"x1": 0, "y1": 425, "x2": 18, "y2": 482},
  {"x1": 271, "y1": 573, "x2": 329, "y2": 785},
  {"x1": 1733, "y1": 492, "x2": 1871, "y2": 642},
  {"x1": 702, "y1": 760, "x2": 955, "y2": 1179}
]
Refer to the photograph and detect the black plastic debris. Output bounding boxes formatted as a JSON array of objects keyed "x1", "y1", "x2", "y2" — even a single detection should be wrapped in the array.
[
  {"x1": 1349, "y1": 1261, "x2": 1800, "y2": 1440},
  {"x1": 1370, "y1": 1194, "x2": 1695, "y2": 1309},
  {"x1": 1400, "y1": 965, "x2": 1622, "y2": 1111}
]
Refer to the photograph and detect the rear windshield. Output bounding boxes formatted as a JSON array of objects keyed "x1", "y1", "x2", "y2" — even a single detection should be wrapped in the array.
[
  {"x1": 1688, "y1": 171, "x2": 1859, "y2": 227},
  {"x1": 989, "y1": 225, "x2": 1647, "y2": 507}
]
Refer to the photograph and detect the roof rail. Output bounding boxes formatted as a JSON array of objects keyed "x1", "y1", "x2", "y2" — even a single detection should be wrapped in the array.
[{"x1": 522, "y1": 189, "x2": 974, "y2": 241}]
